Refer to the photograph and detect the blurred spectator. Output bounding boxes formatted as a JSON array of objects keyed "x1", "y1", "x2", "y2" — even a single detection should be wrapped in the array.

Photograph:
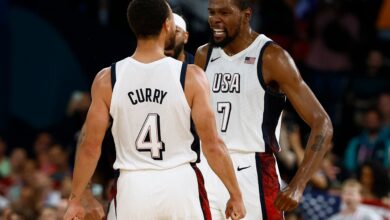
[
  {"x1": 305, "y1": 0, "x2": 359, "y2": 128},
  {"x1": 7, "y1": 148, "x2": 28, "y2": 203},
  {"x1": 0, "y1": 136, "x2": 11, "y2": 178},
  {"x1": 48, "y1": 144, "x2": 70, "y2": 188},
  {"x1": 344, "y1": 108, "x2": 389, "y2": 172},
  {"x1": 38, "y1": 206, "x2": 57, "y2": 220},
  {"x1": 329, "y1": 179, "x2": 382, "y2": 220},
  {"x1": 32, "y1": 132, "x2": 55, "y2": 176},
  {"x1": 347, "y1": 49, "x2": 390, "y2": 124},
  {"x1": 10, "y1": 185, "x2": 39, "y2": 219},
  {"x1": 377, "y1": 0, "x2": 390, "y2": 43},
  {"x1": 378, "y1": 93, "x2": 390, "y2": 139},
  {"x1": 357, "y1": 162, "x2": 389, "y2": 201},
  {"x1": 1, "y1": 207, "x2": 25, "y2": 220}
]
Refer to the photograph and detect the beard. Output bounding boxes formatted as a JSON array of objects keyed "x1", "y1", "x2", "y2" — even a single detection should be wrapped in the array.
[
  {"x1": 209, "y1": 32, "x2": 235, "y2": 48},
  {"x1": 209, "y1": 22, "x2": 241, "y2": 48},
  {"x1": 172, "y1": 41, "x2": 185, "y2": 59},
  {"x1": 164, "y1": 32, "x2": 176, "y2": 51}
]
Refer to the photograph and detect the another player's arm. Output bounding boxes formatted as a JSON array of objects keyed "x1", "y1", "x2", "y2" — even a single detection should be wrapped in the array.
[
  {"x1": 185, "y1": 64, "x2": 245, "y2": 219},
  {"x1": 263, "y1": 44, "x2": 333, "y2": 211},
  {"x1": 194, "y1": 44, "x2": 209, "y2": 69},
  {"x1": 70, "y1": 68, "x2": 112, "y2": 202}
]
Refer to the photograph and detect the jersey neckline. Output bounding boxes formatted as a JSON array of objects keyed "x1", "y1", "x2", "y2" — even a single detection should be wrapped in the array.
[
  {"x1": 128, "y1": 56, "x2": 171, "y2": 66},
  {"x1": 219, "y1": 34, "x2": 264, "y2": 61}
]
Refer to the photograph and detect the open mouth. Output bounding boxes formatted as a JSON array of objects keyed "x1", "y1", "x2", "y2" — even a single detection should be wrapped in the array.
[{"x1": 213, "y1": 28, "x2": 226, "y2": 38}]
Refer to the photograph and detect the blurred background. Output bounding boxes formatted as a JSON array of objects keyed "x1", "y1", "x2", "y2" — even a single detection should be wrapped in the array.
[{"x1": 0, "y1": 0, "x2": 389, "y2": 219}]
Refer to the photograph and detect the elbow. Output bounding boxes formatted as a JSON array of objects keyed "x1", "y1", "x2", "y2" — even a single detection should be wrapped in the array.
[
  {"x1": 321, "y1": 115, "x2": 334, "y2": 152},
  {"x1": 202, "y1": 138, "x2": 228, "y2": 159},
  {"x1": 312, "y1": 114, "x2": 333, "y2": 151}
]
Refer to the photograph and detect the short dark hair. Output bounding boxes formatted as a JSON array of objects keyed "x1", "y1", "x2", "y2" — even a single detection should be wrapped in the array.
[
  {"x1": 233, "y1": 0, "x2": 252, "y2": 10},
  {"x1": 127, "y1": 0, "x2": 170, "y2": 38}
]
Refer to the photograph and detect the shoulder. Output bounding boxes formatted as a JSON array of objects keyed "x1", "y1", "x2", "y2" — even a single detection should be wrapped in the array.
[
  {"x1": 195, "y1": 43, "x2": 211, "y2": 69},
  {"x1": 91, "y1": 67, "x2": 112, "y2": 106},
  {"x1": 93, "y1": 67, "x2": 112, "y2": 90},
  {"x1": 262, "y1": 43, "x2": 301, "y2": 84},
  {"x1": 186, "y1": 64, "x2": 209, "y2": 89},
  {"x1": 262, "y1": 43, "x2": 289, "y2": 66},
  {"x1": 196, "y1": 43, "x2": 210, "y2": 57}
]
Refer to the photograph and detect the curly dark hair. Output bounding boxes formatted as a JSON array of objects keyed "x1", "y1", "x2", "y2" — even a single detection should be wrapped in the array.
[{"x1": 127, "y1": 0, "x2": 170, "y2": 38}]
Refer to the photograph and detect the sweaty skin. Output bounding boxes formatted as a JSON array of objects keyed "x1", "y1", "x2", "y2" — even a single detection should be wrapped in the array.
[{"x1": 195, "y1": 0, "x2": 333, "y2": 211}]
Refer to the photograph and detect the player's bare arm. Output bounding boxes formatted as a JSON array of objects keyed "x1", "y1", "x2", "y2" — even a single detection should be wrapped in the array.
[
  {"x1": 262, "y1": 44, "x2": 333, "y2": 211},
  {"x1": 184, "y1": 64, "x2": 246, "y2": 219},
  {"x1": 194, "y1": 43, "x2": 209, "y2": 69},
  {"x1": 64, "y1": 68, "x2": 112, "y2": 220}
]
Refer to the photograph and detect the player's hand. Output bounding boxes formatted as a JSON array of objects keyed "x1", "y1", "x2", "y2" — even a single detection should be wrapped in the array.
[
  {"x1": 274, "y1": 184, "x2": 304, "y2": 211},
  {"x1": 63, "y1": 199, "x2": 85, "y2": 220},
  {"x1": 225, "y1": 196, "x2": 246, "y2": 220},
  {"x1": 81, "y1": 191, "x2": 105, "y2": 220}
]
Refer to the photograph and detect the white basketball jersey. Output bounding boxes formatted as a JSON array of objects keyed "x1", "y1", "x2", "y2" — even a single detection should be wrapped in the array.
[
  {"x1": 205, "y1": 34, "x2": 286, "y2": 153},
  {"x1": 110, "y1": 57, "x2": 198, "y2": 170}
]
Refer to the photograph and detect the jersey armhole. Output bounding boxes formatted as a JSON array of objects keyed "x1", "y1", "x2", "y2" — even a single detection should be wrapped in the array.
[
  {"x1": 109, "y1": 63, "x2": 117, "y2": 122},
  {"x1": 110, "y1": 62, "x2": 117, "y2": 91},
  {"x1": 180, "y1": 62, "x2": 188, "y2": 90},
  {"x1": 256, "y1": 41, "x2": 273, "y2": 90},
  {"x1": 203, "y1": 44, "x2": 213, "y2": 71},
  {"x1": 256, "y1": 41, "x2": 286, "y2": 98}
]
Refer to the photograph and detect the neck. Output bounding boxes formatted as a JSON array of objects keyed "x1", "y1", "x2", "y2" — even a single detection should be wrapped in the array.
[
  {"x1": 223, "y1": 27, "x2": 258, "y2": 56},
  {"x1": 177, "y1": 50, "x2": 186, "y2": 62},
  {"x1": 132, "y1": 37, "x2": 166, "y2": 63}
]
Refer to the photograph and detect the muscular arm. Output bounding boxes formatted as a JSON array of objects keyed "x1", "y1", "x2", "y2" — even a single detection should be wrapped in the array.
[
  {"x1": 185, "y1": 64, "x2": 242, "y2": 200},
  {"x1": 263, "y1": 44, "x2": 333, "y2": 210},
  {"x1": 70, "y1": 68, "x2": 112, "y2": 201}
]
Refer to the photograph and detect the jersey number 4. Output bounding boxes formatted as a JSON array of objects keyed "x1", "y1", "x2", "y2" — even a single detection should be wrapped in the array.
[
  {"x1": 217, "y1": 102, "x2": 231, "y2": 132},
  {"x1": 136, "y1": 113, "x2": 165, "y2": 160}
]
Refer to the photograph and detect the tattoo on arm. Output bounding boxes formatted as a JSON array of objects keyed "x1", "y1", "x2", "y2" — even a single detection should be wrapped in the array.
[
  {"x1": 311, "y1": 135, "x2": 325, "y2": 152},
  {"x1": 69, "y1": 193, "x2": 78, "y2": 201}
]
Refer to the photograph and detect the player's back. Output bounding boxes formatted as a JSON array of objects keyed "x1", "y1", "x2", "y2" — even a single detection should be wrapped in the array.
[{"x1": 110, "y1": 57, "x2": 197, "y2": 171}]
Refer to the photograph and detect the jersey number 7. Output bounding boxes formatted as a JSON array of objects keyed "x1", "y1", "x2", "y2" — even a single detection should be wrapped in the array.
[
  {"x1": 136, "y1": 113, "x2": 165, "y2": 160},
  {"x1": 217, "y1": 102, "x2": 231, "y2": 132}
]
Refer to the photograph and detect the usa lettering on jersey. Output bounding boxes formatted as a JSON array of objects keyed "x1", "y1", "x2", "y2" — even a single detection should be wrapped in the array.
[{"x1": 212, "y1": 73, "x2": 240, "y2": 93}]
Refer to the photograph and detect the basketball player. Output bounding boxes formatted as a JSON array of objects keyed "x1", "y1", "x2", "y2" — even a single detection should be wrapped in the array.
[
  {"x1": 164, "y1": 12, "x2": 194, "y2": 63},
  {"x1": 63, "y1": 0, "x2": 246, "y2": 219},
  {"x1": 195, "y1": 0, "x2": 333, "y2": 219}
]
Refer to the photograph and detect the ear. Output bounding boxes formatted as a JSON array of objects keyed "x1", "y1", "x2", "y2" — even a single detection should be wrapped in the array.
[
  {"x1": 163, "y1": 17, "x2": 172, "y2": 34},
  {"x1": 184, "y1": 31, "x2": 189, "y2": 44},
  {"x1": 243, "y1": 8, "x2": 252, "y2": 24}
]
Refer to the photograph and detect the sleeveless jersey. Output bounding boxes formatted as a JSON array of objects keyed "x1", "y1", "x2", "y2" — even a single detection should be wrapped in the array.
[
  {"x1": 205, "y1": 34, "x2": 286, "y2": 153},
  {"x1": 110, "y1": 57, "x2": 198, "y2": 170}
]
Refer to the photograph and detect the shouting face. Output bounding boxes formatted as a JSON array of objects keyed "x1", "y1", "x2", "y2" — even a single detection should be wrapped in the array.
[{"x1": 208, "y1": 0, "x2": 244, "y2": 47}]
